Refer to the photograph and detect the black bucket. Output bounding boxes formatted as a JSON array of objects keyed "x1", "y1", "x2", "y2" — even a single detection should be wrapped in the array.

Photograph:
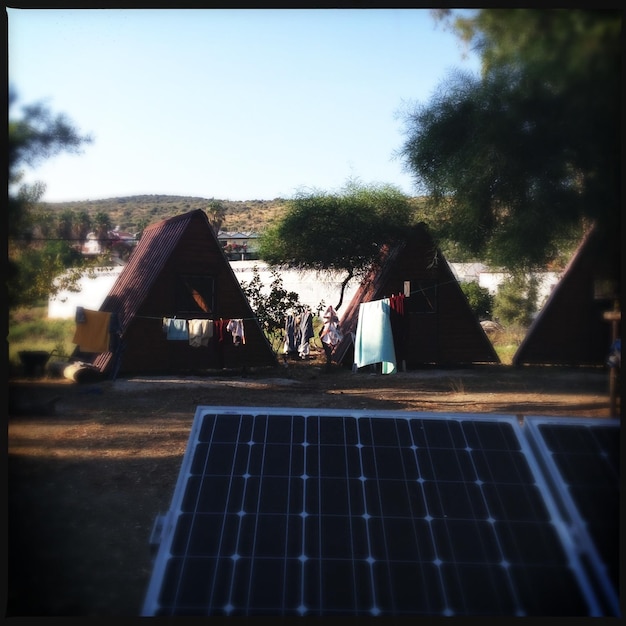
[{"x1": 18, "y1": 350, "x2": 52, "y2": 377}]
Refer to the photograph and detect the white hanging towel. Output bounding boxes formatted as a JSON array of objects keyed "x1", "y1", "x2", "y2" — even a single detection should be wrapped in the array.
[
  {"x1": 188, "y1": 319, "x2": 214, "y2": 347},
  {"x1": 354, "y1": 298, "x2": 397, "y2": 374}
]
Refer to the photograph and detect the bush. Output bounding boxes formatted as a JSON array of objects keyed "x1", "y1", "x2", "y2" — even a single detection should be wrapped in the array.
[
  {"x1": 460, "y1": 281, "x2": 493, "y2": 320},
  {"x1": 493, "y1": 273, "x2": 539, "y2": 327},
  {"x1": 240, "y1": 266, "x2": 301, "y2": 352}
]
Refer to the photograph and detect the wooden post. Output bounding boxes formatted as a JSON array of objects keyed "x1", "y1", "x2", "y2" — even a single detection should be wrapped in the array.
[{"x1": 603, "y1": 305, "x2": 621, "y2": 418}]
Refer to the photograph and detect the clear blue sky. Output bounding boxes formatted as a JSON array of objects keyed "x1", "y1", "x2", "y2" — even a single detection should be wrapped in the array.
[{"x1": 8, "y1": 8, "x2": 480, "y2": 203}]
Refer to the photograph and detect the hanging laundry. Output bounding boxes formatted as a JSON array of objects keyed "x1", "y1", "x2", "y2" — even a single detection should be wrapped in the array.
[
  {"x1": 163, "y1": 317, "x2": 189, "y2": 341},
  {"x1": 390, "y1": 293, "x2": 405, "y2": 316},
  {"x1": 283, "y1": 310, "x2": 298, "y2": 357},
  {"x1": 354, "y1": 298, "x2": 397, "y2": 374},
  {"x1": 298, "y1": 308, "x2": 315, "y2": 359},
  {"x1": 188, "y1": 319, "x2": 213, "y2": 347},
  {"x1": 389, "y1": 293, "x2": 408, "y2": 364},
  {"x1": 212, "y1": 319, "x2": 230, "y2": 369},
  {"x1": 320, "y1": 305, "x2": 342, "y2": 347},
  {"x1": 72, "y1": 308, "x2": 112, "y2": 353},
  {"x1": 226, "y1": 318, "x2": 245, "y2": 345},
  {"x1": 213, "y1": 319, "x2": 229, "y2": 343},
  {"x1": 319, "y1": 305, "x2": 343, "y2": 370}
]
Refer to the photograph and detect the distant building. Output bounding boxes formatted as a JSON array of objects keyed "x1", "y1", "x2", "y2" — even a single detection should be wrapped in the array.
[
  {"x1": 217, "y1": 231, "x2": 260, "y2": 260},
  {"x1": 447, "y1": 262, "x2": 489, "y2": 283},
  {"x1": 81, "y1": 227, "x2": 138, "y2": 259}
]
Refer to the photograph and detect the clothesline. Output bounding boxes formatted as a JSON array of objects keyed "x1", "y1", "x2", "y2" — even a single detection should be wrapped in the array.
[
  {"x1": 162, "y1": 316, "x2": 247, "y2": 346},
  {"x1": 134, "y1": 314, "x2": 259, "y2": 322},
  {"x1": 87, "y1": 276, "x2": 466, "y2": 326},
  {"x1": 380, "y1": 276, "x2": 465, "y2": 300}
]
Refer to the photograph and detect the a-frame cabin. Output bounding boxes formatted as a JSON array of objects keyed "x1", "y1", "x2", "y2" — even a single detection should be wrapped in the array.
[
  {"x1": 513, "y1": 225, "x2": 620, "y2": 367},
  {"x1": 75, "y1": 209, "x2": 277, "y2": 376},
  {"x1": 333, "y1": 223, "x2": 500, "y2": 369}
]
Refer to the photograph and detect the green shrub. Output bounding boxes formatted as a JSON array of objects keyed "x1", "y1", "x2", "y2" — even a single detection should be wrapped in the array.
[
  {"x1": 240, "y1": 266, "x2": 302, "y2": 353},
  {"x1": 459, "y1": 281, "x2": 494, "y2": 320},
  {"x1": 493, "y1": 273, "x2": 539, "y2": 327}
]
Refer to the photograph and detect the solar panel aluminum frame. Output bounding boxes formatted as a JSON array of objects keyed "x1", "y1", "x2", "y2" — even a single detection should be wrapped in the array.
[
  {"x1": 523, "y1": 415, "x2": 620, "y2": 616},
  {"x1": 141, "y1": 406, "x2": 616, "y2": 617}
]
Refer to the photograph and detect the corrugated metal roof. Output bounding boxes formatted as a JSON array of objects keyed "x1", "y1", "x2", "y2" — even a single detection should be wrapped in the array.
[
  {"x1": 101, "y1": 211, "x2": 198, "y2": 331},
  {"x1": 92, "y1": 210, "x2": 207, "y2": 372}
]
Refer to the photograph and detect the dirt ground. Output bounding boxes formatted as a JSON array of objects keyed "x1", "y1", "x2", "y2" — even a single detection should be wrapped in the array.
[{"x1": 5, "y1": 349, "x2": 619, "y2": 616}]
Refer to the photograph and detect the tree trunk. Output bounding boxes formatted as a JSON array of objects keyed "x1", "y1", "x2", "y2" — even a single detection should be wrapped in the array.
[{"x1": 334, "y1": 268, "x2": 354, "y2": 312}]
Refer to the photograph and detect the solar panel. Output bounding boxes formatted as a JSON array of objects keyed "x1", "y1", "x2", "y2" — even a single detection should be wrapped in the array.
[
  {"x1": 524, "y1": 416, "x2": 620, "y2": 616},
  {"x1": 141, "y1": 407, "x2": 620, "y2": 617}
]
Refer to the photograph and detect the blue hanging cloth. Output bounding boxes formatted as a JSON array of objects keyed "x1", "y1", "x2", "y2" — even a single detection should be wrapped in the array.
[{"x1": 354, "y1": 298, "x2": 397, "y2": 374}]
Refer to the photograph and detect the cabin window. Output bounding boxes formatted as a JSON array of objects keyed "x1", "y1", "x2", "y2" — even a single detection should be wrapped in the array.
[
  {"x1": 407, "y1": 280, "x2": 437, "y2": 313},
  {"x1": 176, "y1": 274, "x2": 215, "y2": 315}
]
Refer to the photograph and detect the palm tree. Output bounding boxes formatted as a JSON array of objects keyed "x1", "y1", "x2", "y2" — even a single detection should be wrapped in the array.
[{"x1": 206, "y1": 199, "x2": 226, "y2": 234}]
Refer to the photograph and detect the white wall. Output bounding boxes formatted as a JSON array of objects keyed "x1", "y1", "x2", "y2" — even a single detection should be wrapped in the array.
[
  {"x1": 48, "y1": 266, "x2": 124, "y2": 318},
  {"x1": 477, "y1": 271, "x2": 561, "y2": 308},
  {"x1": 230, "y1": 261, "x2": 359, "y2": 313},
  {"x1": 48, "y1": 262, "x2": 359, "y2": 319},
  {"x1": 48, "y1": 260, "x2": 561, "y2": 320},
  {"x1": 448, "y1": 263, "x2": 561, "y2": 304}
]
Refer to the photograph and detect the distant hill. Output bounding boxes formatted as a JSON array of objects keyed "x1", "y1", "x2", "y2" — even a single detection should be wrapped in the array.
[
  {"x1": 39, "y1": 195, "x2": 290, "y2": 234},
  {"x1": 37, "y1": 194, "x2": 583, "y2": 269}
]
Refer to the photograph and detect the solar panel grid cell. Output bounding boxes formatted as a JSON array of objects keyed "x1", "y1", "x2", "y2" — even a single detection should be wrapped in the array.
[{"x1": 143, "y1": 409, "x2": 617, "y2": 617}]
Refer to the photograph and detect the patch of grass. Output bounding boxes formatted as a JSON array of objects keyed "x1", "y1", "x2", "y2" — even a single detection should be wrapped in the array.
[
  {"x1": 489, "y1": 324, "x2": 528, "y2": 365},
  {"x1": 448, "y1": 377, "x2": 465, "y2": 394},
  {"x1": 8, "y1": 306, "x2": 76, "y2": 368},
  {"x1": 494, "y1": 344, "x2": 518, "y2": 366}
]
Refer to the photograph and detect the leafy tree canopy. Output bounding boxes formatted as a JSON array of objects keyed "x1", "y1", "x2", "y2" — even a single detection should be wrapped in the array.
[
  {"x1": 8, "y1": 90, "x2": 92, "y2": 308},
  {"x1": 9, "y1": 91, "x2": 92, "y2": 230},
  {"x1": 258, "y1": 180, "x2": 415, "y2": 310},
  {"x1": 400, "y1": 9, "x2": 620, "y2": 270}
]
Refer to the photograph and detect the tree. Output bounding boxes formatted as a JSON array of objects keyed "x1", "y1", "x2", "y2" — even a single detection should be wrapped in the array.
[
  {"x1": 9, "y1": 241, "x2": 85, "y2": 309},
  {"x1": 206, "y1": 199, "x2": 227, "y2": 234},
  {"x1": 240, "y1": 265, "x2": 301, "y2": 352},
  {"x1": 94, "y1": 211, "x2": 113, "y2": 246},
  {"x1": 493, "y1": 272, "x2": 539, "y2": 327},
  {"x1": 9, "y1": 91, "x2": 92, "y2": 237},
  {"x1": 399, "y1": 9, "x2": 620, "y2": 271},
  {"x1": 57, "y1": 209, "x2": 76, "y2": 244},
  {"x1": 8, "y1": 90, "x2": 92, "y2": 308},
  {"x1": 459, "y1": 281, "x2": 494, "y2": 321},
  {"x1": 259, "y1": 181, "x2": 415, "y2": 310},
  {"x1": 74, "y1": 210, "x2": 93, "y2": 245}
]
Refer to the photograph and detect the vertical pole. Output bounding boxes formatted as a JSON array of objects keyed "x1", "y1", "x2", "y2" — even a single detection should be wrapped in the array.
[
  {"x1": 604, "y1": 302, "x2": 620, "y2": 418},
  {"x1": 609, "y1": 314, "x2": 618, "y2": 417}
]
